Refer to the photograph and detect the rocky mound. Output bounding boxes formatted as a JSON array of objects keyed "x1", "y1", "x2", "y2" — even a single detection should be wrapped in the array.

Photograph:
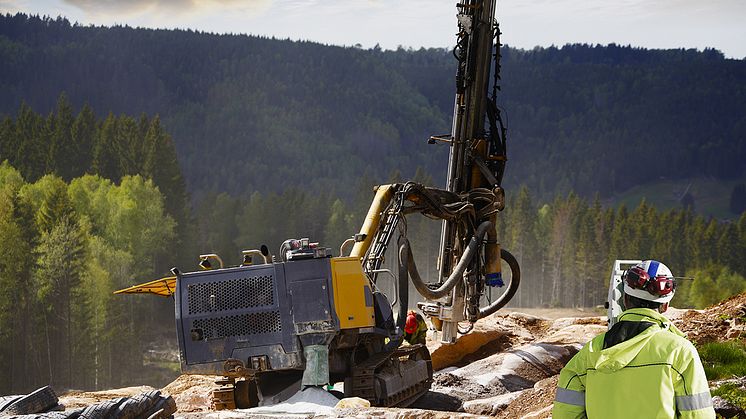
[{"x1": 675, "y1": 293, "x2": 746, "y2": 345}]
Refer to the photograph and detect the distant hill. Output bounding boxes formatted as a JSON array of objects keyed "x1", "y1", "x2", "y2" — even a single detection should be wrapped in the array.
[{"x1": 1, "y1": 14, "x2": 745, "y2": 210}]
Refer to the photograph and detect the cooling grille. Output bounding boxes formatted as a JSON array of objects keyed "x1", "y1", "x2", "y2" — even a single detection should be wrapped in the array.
[
  {"x1": 188, "y1": 275, "x2": 274, "y2": 315},
  {"x1": 192, "y1": 311, "x2": 282, "y2": 340}
]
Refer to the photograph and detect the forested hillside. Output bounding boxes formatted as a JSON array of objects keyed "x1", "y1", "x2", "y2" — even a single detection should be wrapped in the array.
[
  {"x1": 1, "y1": 13, "x2": 745, "y2": 393},
  {"x1": 1, "y1": 14, "x2": 745, "y2": 203}
]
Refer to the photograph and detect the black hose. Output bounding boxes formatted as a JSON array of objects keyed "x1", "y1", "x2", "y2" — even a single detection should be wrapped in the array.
[
  {"x1": 400, "y1": 221, "x2": 492, "y2": 300},
  {"x1": 396, "y1": 236, "x2": 409, "y2": 331},
  {"x1": 479, "y1": 248, "x2": 521, "y2": 318}
]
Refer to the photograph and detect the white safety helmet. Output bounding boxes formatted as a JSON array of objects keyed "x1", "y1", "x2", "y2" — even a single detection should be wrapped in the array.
[{"x1": 623, "y1": 260, "x2": 676, "y2": 303}]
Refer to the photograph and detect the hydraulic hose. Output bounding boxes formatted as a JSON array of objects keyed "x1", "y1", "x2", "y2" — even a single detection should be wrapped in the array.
[
  {"x1": 478, "y1": 248, "x2": 521, "y2": 318},
  {"x1": 400, "y1": 221, "x2": 492, "y2": 300},
  {"x1": 396, "y1": 236, "x2": 410, "y2": 331}
]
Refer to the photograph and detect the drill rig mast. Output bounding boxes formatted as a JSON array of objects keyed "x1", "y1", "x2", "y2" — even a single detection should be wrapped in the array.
[{"x1": 350, "y1": 0, "x2": 518, "y2": 343}]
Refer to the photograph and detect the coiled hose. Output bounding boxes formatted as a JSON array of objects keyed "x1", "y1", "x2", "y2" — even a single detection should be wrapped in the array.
[{"x1": 399, "y1": 221, "x2": 492, "y2": 300}]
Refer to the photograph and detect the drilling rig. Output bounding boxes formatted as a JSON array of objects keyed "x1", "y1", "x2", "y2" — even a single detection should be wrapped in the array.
[{"x1": 117, "y1": 0, "x2": 519, "y2": 409}]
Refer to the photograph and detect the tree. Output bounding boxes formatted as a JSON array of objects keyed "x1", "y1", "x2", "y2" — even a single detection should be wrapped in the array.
[
  {"x1": 14, "y1": 102, "x2": 46, "y2": 181},
  {"x1": 0, "y1": 163, "x2": 32, "y2": 392},
  {"x1": 140, "y1": 115, "x2": 193, "y2": 266},
  {"x1": 49, "y1": 93, "x2": 76, "y2": 180},
  {"x1": 34, "y1": 214, "x2": 88, "y2": 387},
  {"x1": 688, "y1": 264, "x2": 746, "y2": 308},
  {"x1": 0, "y1": 117, "x2": 13, "y2": 163},
  {"x1": 506, "y1": 186, "x2": 537, "y2": 306},
  {"x1": 93, "y1": 113, "x2": 121, "y2": 181},
  {"x1": 70, "y1": 103, "x2": 97, "y2": 176}
]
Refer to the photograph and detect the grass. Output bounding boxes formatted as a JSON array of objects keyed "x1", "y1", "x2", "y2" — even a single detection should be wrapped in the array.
[{"x1": 698, "y1": 340, "x2": 746, "y2": 380}]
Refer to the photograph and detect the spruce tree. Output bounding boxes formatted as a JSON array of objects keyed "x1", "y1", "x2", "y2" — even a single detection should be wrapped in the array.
[
  {"x1": 92, "y1": 113, "x2": 121, "y2": 181},
  {"x1": 70, "y1": 103, "x2": 96, "y2": 176}
]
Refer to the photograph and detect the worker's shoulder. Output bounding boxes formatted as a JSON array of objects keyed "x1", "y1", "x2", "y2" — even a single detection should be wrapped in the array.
[
  {"x1": 652, "y1": 327, "x2": 695, "y2": 347},
  {"x1": 648, "y1": 327, "x2": 700, "y2": 360},
  {"x1": 577, "y1": 331, "x2": 607, "y2": 353}
]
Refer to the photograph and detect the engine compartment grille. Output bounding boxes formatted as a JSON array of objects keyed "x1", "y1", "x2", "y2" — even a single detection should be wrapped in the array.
[
  {"x1": 188, "y1": 275, "x2": 274, "y2": 315},
  {"x1": 192, "y1": 311, "x2": 282, "y2": 340}
]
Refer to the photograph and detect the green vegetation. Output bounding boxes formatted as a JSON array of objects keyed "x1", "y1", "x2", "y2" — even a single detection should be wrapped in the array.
[
  {"x1": 0, "y1": 100, "x2": 189, "y2": 394},
  {"x1": 1, "y1": 14, "x2": 745, "y2": 207},
  {"x1": 495, "y1": 189, "x2": 746, "y2": 308},
  {"x1": 681, "y1": 266, "x2": 746, "y2": 308},
  {"x1": 712, "y1": 383, "x2": 746, "y2": 411},
  {"x1": 0, "y1": 94, "x2": 193, "y2": 264},
  {"x1": 699, "y1": 341, "x2": 746, "y2": 380}
]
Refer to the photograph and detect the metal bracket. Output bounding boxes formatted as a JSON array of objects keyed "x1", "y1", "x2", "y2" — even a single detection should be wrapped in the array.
[{"x1": 428, "y1": 134, "x2": 453, "y2": 145}]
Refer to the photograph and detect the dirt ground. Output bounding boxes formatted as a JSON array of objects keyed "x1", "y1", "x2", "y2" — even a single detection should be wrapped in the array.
[
  {"x1": 53, "y1": 295, "x2": 745, "y2": 418},
  {"x1": 507, "y1": 307, "x2": 605, "y2": 320},
  {"x1": 675, "y1": 293, "x2": 746, "y2": 345},
  {"x1": 497, "y1": 376, "x2": 558, "y2": 419}
]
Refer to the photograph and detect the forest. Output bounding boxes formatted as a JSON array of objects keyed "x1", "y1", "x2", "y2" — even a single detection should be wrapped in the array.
[
  {"x1": 1, "y1": 14, "x2": 745, "y2": 202},
  {"x1": 0, "y1": 14, "x2": 745, "y2": 394}
]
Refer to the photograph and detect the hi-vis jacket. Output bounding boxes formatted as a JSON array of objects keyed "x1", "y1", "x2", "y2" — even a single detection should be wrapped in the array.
[{"x1": 553, "y1": 308, "x2": 715, "y2": 419}]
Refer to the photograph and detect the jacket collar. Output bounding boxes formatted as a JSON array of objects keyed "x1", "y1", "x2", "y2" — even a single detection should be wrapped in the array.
[{"x1": 617, "y1": 308, "x2": 685, "y2": 337}]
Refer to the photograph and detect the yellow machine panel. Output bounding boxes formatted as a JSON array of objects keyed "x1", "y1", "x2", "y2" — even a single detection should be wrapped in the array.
[
  {"x1": 330, "y1": 257, "x2": 376, "y2": 329},
  {"x1": 114, "y1": 276, "x2": 177, "y2": 297}
]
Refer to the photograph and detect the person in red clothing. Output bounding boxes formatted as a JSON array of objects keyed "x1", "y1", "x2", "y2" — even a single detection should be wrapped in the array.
[{"x1": 403, "y1": 310, "x2": 428, "y2": 345}]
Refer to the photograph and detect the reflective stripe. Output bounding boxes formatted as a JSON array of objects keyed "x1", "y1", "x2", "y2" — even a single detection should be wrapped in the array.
[
  {"x1": 676, "y1": 391, "x2": 713, "y2": 411},
  {"x1": 555, "y1": 388, "x2": 585, "y2": 407}
]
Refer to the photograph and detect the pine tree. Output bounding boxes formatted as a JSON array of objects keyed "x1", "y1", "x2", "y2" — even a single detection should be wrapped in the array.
[
  {"x1": 0, "y1": 117, "x2": 13, "y2": 163},
  {"x1": 15, "y1": 102, "x2": 46, "y2": 181},
  {"x1": 92, "y1": 113, "x2": 121, "y2": 181},
  {"x1": 50, "y1": 93, "x2": 76, "y2": 180},
  {"x1": 116, "y1": 116, "x2": 140, "y2": 177},
  {"x1": 716, "y1": 223, "x2": 739, "y2": 271},
  {"x1": 142, "y1": 115, "x2": 191, "y2": 265},
  {"x1": 70, "y1": 103, "x2": 97, "y2": 176}
]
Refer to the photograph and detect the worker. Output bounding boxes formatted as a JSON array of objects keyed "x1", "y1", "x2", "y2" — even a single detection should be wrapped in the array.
[
  {"x1": 553, "y1": 260, "x2": 715, "y2": 419},
  {"x1": 403, "y1": 310, "x2": 428, "y2": 345}
]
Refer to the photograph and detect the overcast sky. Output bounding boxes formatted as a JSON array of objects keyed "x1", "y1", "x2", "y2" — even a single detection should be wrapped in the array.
[{"x1": 1, "y1": 0, "x2": 744, "y2": 58}]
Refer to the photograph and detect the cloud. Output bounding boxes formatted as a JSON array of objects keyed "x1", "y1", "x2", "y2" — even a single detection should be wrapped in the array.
[
  {"x1": 0, "y1": 0, "x2": 22, "y2": 12},
  {"x1": 62, "y1": 0, "x2": 271, "y2": 19}
]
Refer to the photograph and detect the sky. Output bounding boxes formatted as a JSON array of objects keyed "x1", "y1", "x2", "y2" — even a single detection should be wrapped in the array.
[{"x1": 1, "y1": 0, "x2": 745, "y2": 58}]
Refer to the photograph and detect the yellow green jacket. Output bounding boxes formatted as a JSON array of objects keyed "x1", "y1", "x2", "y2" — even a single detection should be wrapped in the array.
[{"x1": 553, "y1": 308, "x2": 715, "y2": 419}]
